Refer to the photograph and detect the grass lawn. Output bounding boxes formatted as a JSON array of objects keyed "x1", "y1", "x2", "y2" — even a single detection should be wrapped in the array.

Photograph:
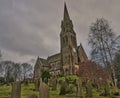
[
  {"x1": 0, "y1": 83, "x2": 120, "y2": 98},
  {"x1": 0, "y1": 76, "x2": 120, "y2": 98}
]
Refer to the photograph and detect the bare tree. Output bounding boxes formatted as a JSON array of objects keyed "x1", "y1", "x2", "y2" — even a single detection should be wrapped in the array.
[
  {"x1": 12, "y1": 63, "x2": 22, "y2": 81},
  {"x1": 88, "y1": 18, "x2": 120, "y2": 93},
  {"x1": 21, "y1": 63, "x2": 33, "y2": 81},
  {"x1": 0, "y1": 63, "x2": 3, "y2": 76},
  {"x1": 114, "y1": 53, "x2": 120, "y2": 83},
  {"x1": 1, "y1": 61, "x2": 15, "y2": 83}
]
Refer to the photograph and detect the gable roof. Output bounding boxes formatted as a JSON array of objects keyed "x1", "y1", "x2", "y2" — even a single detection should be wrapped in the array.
[
  {"x1": 77, "y1": 43, "x2": 88, "y2": 59},
  {"x1": 34, "y1": 57, "x2": 48, "y2": 68},
  {"x1": 47, "y1": 53, "x2": 61, "y2": 63}
]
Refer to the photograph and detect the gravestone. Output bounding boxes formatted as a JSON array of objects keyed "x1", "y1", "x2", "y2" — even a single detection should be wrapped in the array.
[
  {"x1": 27, "y1": 94, "x2": 38, "y2": 98},
  {"x1": 39, "y1": 81, "x2": 50, "y2": 98},
  {"x1": 76, "y1": 78, "x2": 83, "y2": 97},
  {"x1": 48, "y1": 78, "x2": 53, "y2": 89},
  {"x1": 11, "y1": 81, "x2": 21, "y2": 98},
  {"x1": 103, "y1": 82, "x2": 110, "y2": 96},
  {"x1": 86, "y1": 80, "x2": 93, "y2": 97},
  {"x1": 69, "y1": 85, "x2": 74, "y2": 94},
  {"x1": 59, "y1": 81, "x2": 68, "y2": 95},
  {"x1": 52, "y1": 78, "x2": 57, "y2": 91},
  {"x1": 99, "y1": 81, "x2": 111, "y2": 96},
  {"x1": 35, "y1": 79, "x2": 40, "y2": 91}
]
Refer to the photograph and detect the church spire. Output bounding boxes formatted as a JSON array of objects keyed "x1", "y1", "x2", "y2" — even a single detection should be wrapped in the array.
[
  {"x1": 61, "y1": 3, "x2": 74, "y2": 33},
  {"x1": 64, "y1": 2, "x2": 70, "y2": 21}
]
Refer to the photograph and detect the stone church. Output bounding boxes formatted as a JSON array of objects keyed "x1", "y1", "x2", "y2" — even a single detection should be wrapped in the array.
[{"x1": 34, "y1": 3, "x2": 88, "y2": 79}]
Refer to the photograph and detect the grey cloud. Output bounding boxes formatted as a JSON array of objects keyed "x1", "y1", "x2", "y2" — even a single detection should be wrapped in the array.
[
  {"x1": 0, "y1": 0, "x2": 62, "y2": 58},
  {"x1": 0, "y1": 0, "x2": 120, "y2": 62}
]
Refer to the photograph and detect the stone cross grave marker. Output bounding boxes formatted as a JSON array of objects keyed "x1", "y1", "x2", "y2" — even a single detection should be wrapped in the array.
[{"x1": 11, "y1": 81, "x2": 21, "y2": 98}]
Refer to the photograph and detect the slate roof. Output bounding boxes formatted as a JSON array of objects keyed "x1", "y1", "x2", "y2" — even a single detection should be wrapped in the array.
[
  {"x1": 77, "y1": 43, "x2": 88, "y2": 59},
  {"x1": 47, "y1": 53, "x2": 61, "y2": 63},
  {"x1": 37, "y1": 57, "x2": 49, "y2": 67}
]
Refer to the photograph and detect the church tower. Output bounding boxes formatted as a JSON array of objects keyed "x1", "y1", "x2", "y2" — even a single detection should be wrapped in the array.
[{"x1": 60, "y1": 3, "x2": 78, "y2": 75}]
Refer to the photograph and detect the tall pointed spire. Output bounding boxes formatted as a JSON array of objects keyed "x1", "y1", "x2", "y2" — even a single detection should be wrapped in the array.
[
  {"x1": 64, "y1": 2, "x2": 70, "y2": 21},
  {"x1": 61, "y1": 2, "x2": 74, "y2": 33}
]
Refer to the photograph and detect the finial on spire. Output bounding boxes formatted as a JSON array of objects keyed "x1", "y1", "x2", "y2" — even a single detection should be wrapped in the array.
[{"x1": 64, "y1": 2, "x2": 70, "y2": 21}]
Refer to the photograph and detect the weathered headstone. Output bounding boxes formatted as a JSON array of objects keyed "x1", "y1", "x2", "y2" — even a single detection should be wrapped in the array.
[
  {"x1": 99, "y1": 81, "x2": 111, "y2": 96},
  {"x1": 39, "y1": 81, "x2": 50, "y2": 98},
  {"x1": 59, "y1": 81, "x2": 66, "y2": 95},
  {"x1": 35, "y1": 79, "x2": 40, "y2": 91},
  {"x1": 59, "y1": 80, "x2": 69, "y2": 95},
  {"x1": 27, "y1": 94, "x2": 38, "y2": 98},
  {"x1": 69, "y1": 85, "x2": 74, "y2": 94},
  {"x1": 65, "y1": 77, "x2": 69, "y2": 84},
  {"x1": 86, "y1": 80, "x2": 93, "y2": 97},
  {"x1": 118, "y1": 81, "x2": 120, "y2": 89},
  {"x1": 104, "y1": 82, "x2": 110, "y2": 96},
  {"x1": 11, "y1": 81, "x2": 21, "y2": 98},
  {"x1": 52, "y1": 78, "x2": 57, "y2": 91},
  {"x1": 76, "y1": 78, "x2": 83, "y2": 98}
]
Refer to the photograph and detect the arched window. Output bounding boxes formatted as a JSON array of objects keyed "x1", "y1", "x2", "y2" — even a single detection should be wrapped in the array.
[
  {"x1": 65, "y1": 68, "x2": 69, "y2": 75},
  {"x1": 63, "y1": 37, "x2": 65, "y2": 44},
  {"x1": 65, "y1": 36, "x2": 68, "y2": 44}
]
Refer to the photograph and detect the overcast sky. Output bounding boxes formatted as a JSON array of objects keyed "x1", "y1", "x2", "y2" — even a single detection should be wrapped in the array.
[{"x1": 0, "y1": 0, "x2": 120, "y2": 64}]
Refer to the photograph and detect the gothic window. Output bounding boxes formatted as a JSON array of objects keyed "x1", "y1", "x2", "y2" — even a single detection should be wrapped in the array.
[
  {"x1": 63, "y1": 36, "x2": 68, "y2": 46},
  {"x1": 65, "y1": 56, "x2": 67, "y2": 64},
  {"x1": 63, "y1": 37, "x2": 65, "y2": 45},
  {"x1": 65, "y1": 36, "x2": 68, "y2": 44},
  {"x1": 65, "y1": 21, "x2": 71, "y2": 32},
  {"x1": 58, "y1": 62, "x2": 60, "y2": 65},
  {"x1": 66, "y1": 22, "x2": 69, "y2": 26},
  {"x1": 74, "y1": 38, "x2": 76, "y2": 46},
  {"x1": 71, "y1": 35, "x2": 73, "y2": 42},
  {"x1": 61, "y1": 22, "x2": 65, "y2": 31},
  {"x1": 63, "y1": 55, "x2": 68, "y2": 64},
  {"x1": 68, "y1": 55, "x2": 70, "y2": 63},
  {"x1": 65, "y1": 68, "x2": 69, "y2": 75},
  {"x1": 70, "y1": 35, "x2": 76, "y2": 47}
]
